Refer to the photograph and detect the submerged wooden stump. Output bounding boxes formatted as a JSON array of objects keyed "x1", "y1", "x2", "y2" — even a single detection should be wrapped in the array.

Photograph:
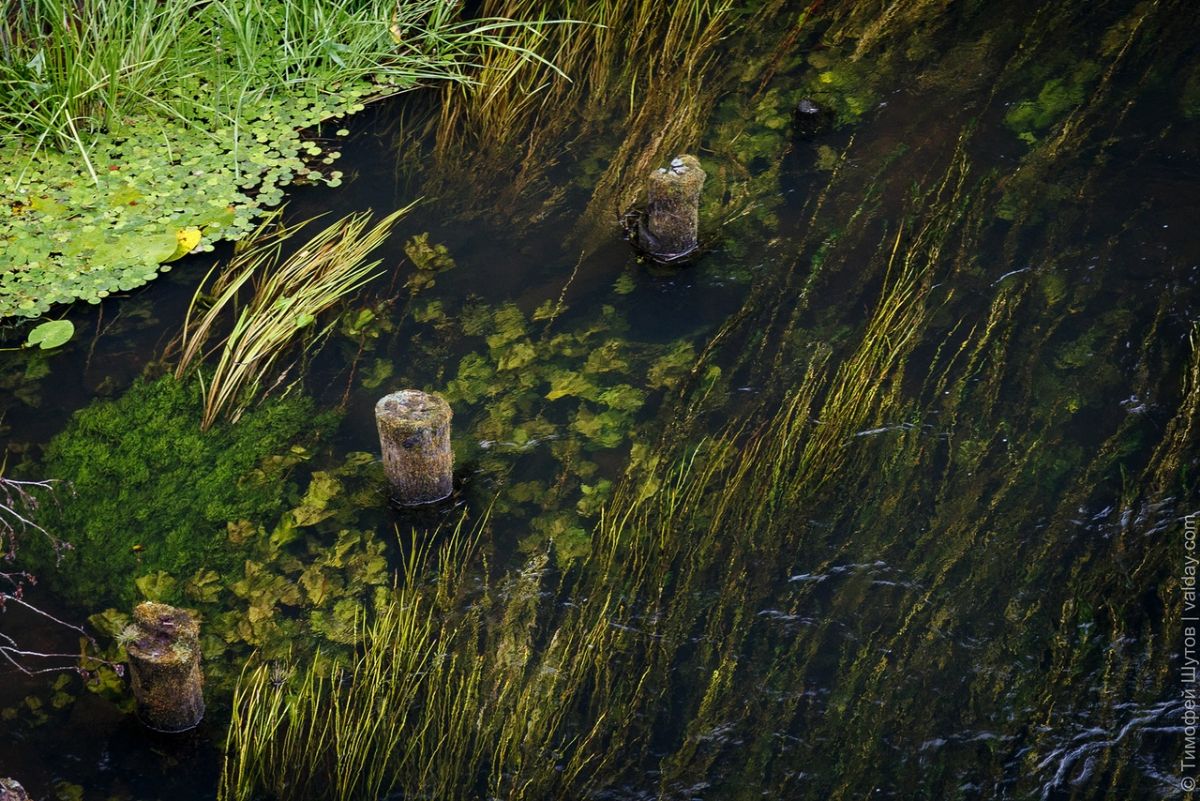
[
  {"x1": 376, "y1": 390, "x2": 454, "y2": 505},
  {"x1": 638, "y1": 154, "x2": 706, "y2": 263},
  {"x1": 0, "y1": 778, "x2": 31, "y2": 801},
  {"x1": 792, "y1": 97, "x2": 834, "y2": 139},
  {"x1": 126, "y1": 602, "x2": 204, "y2": 733}
]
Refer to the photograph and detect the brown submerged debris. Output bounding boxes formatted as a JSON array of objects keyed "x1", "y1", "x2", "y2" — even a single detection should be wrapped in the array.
[
  {"x1": 0, "y1": 778, "x2": 31, "y2": 801},
  {"x1": 125, "y1": 602, "x2": 204, "y2": 733},
  {"x1": 375, "y1": 390, "x2": 454, "y2": 506},
  {"x1": 623, "y1": 154, "x2": 706, "y2": 264}
]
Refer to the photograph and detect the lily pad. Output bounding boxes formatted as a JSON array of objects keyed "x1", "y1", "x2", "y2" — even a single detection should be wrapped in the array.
[{"x1": 24, "y1": 319, "x2": 74, "y2": 349}]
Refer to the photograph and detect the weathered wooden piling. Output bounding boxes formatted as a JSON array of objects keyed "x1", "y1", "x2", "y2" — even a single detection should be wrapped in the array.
[
  {"x1": 375, "y1": 390, "x2": 454, "y2": 505},
  {"x1": 0, "y1": 778, "x2": 31, "y2": 801},
  {"x1": 126, "y1": 602, "x2": 204, "y2": 733},
  {"x1": 792, "y1": 97, "x2": 834, "y2": 139},
  {"x1": 638, "y1": 154, "x2": 706, "y2": 262}
]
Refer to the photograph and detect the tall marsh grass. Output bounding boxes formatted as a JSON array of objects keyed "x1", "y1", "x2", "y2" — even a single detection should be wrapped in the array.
[
  {"x1": 424, "y1": 0, "x2": 769, "y2": 234},
  {"x1": 0, "y1": 0, "x2": 545, "y2": 159}
]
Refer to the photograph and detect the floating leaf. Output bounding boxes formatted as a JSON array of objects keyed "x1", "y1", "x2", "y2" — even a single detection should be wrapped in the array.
[
  {"x1": 532, "y1": 299, "x2": 559, "y2": 321},
  {"x1": 291, "y1": 472, "x2": 341, "y2": 527},
  {"x1": 412, "y1": 300, "x2": 444, "y2": 323},
  {"x1": 87, "y1": 609, "x2": 131, "y2": 639},
  {"x1": 25, "y1": 319, "x2": 74, "y2": 349},
  {"x1": 299, "y1": 564, "x2": 343, "y2": 606},
  {"x1": 166, "y1": 226, "x2": 203, "y2": 262},
  {"x1": 310, "y1": 598, "x2": 364, "y2": 645},
  {"x1": 583, "y1": 340, "x2": 627, "y2": 375},
  {"x1": 360, "y1": 358, "x2": 393, "y2": 389},
  {"x1": 597, "y1": 384, "x2": 645, "y2": 413},
  {"x1": 613, "y1": 273, "x2": 636, "y2": 294},
  {"x1": 497, "y1": 340, "x2": 537, "y2": 371},
  {"x1": 647, "y1": 340, "x2": 696, "y2": 389},
  {"x1": 571, "y1": 407, "x2": 627, "y2": 449},
  {"x1": 184, "y1": 568, "x2": 222, "y2": 603}
]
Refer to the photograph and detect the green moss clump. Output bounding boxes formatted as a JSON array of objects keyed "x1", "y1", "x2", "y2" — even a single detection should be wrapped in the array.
[{"x1": 33, "y1": 375, "x2": 337, "y2": 608}]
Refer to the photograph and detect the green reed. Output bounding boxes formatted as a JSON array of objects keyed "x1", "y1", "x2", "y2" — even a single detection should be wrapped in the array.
[
  {"x1": 423, "y1": 0, "x2": 786, "y2": 242},
  {"x1": 175, "y1": 206, "x2": 411, "y2": 430}
]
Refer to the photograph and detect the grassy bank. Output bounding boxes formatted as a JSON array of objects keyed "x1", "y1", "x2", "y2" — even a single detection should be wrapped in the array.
[{"x1": 0, "y1": 0, "x2": 541, "y2": 318}]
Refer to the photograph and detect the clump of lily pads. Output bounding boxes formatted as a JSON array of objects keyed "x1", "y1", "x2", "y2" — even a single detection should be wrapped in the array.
[
  {"x1": 0, "y1": 0, "x2": 551, "y2": 320},
  {"x1": 0, "y1": 90, "x2": 363, "y2": 319}
]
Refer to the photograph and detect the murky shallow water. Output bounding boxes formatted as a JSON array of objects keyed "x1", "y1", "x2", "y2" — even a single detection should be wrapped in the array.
[{"x1": 3, "y1": 1, "x2": 1199, "y2": 799}]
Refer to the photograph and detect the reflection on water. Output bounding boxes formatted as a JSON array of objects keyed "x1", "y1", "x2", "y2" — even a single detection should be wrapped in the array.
[{"x1": 2, "y1": 0, "x2": 1198, "y2": 798}]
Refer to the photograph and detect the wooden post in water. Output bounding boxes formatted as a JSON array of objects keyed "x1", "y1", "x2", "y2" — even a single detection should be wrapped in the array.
[
  {"x1": 126, "y1": 602, "x2": 204, "y2": 733},
  {"x1": 638, "y1": 154, "x2": 706, "y2": 263},
  {"x1": 0, "y1": 778, "x2": 31, "y2": 801},
  {"x1": 376, "y1": 390, "x2": 454, "y2": 505}
]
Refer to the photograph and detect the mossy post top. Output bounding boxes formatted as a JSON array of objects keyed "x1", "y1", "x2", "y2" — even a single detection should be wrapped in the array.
[
  {"x1": 126, "y1": 601, "x2": 204, "y2": 733},
  {"x1": 647, "y1": 154, "x2": 706, "y2": 199},
  {"x1": 128, "y1": 602, "x2": 200, "y2": 664},
  {"x1": 0, "y1": 778, "x2": 30, "y2": 801},
  {"x1": 375, "y1": 390, "x2": 453, "y2": 432},
  {"x1": 639, "y1": 154, "x2": 706, "y2": 263}
]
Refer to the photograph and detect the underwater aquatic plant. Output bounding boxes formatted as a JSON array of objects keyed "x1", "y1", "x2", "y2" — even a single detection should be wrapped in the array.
[{"x1": 35, "y1": 375, "x2": 335, "y2": 607}]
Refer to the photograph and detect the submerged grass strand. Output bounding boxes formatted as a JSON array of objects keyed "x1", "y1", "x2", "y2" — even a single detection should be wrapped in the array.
[{"x1": 175, "y1": 205, "x2": 413, "y2": 430}]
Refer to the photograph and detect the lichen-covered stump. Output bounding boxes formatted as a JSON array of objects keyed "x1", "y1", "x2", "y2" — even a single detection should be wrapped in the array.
[
  {"x1": 376, "y1": 390, "x2": 454, "y2": 505},
  {"x1": 638, "y1": 154, "x2": 706, "y2": 263},
  {"x1": 125, "y1": 602, "x2": 204, "y2": 733},
  {"x1": 0, "y1": 778, "x2": 31, "y2": 801}
]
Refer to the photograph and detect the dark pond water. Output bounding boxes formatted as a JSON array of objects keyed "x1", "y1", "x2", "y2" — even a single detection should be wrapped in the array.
[{"x1": 2, "y1": 1, "x2": 1199, "y2": 799}]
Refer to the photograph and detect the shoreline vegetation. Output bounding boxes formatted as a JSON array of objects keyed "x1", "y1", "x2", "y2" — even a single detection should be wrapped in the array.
[
  {"x1": 0, "y1": 0, "x2": 1196, "y2": 798},
  {"x1": 0, "y1": 0, "x2": 548, "y2": 318}
]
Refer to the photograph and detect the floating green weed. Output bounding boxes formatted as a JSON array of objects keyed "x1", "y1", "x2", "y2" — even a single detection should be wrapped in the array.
[{"x1": 0, "y1": 97, "x2": 359, "y2": 318}]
